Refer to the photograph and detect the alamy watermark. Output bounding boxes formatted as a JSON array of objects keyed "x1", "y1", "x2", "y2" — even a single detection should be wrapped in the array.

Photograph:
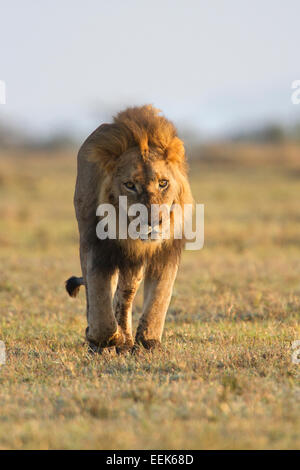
[
  {"x1": 0, "y1": 341, "x2": 5, "y2": 365},
  {"x1": 96, "y1": 197, "x2": 204, "y2": 250},
  {"x1": 0, "y1": 80, "x2": 6, "y2": 104},
  {"x1": 291, "y1": 80, "x2": 300, "y2": 104}
]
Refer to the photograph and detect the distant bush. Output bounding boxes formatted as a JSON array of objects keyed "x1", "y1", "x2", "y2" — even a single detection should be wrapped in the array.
[
  {"x1": 0, "y1": 121, "x2": 76, "y2": 151},
  {"x1": 232, "y1": 123, "x2": 286, "y2": 143}
]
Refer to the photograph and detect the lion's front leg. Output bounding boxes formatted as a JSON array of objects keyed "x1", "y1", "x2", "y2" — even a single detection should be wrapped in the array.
[
  {"x1": 114, "y1": 265, "x2": 144, "y2": 353},
  {"x1": 85, "y1": 249, "x2": 124, "y2": 350},
  {"x1": 135, "y1": 260, "x2": 178, "y2": 350}
]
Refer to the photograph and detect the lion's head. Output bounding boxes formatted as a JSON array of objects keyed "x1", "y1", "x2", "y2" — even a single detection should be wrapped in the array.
[{"x1": 87, "y1": 105, "x2": 193, "y2": 254}]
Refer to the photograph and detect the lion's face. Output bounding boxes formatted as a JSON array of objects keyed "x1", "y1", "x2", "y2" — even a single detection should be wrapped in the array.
[
  {"x1": 103, "y1": 147, "x2": 183, "y2": 243},
  {"x1": 89, "y1": 105, "x2": 193, "y2": 251}
]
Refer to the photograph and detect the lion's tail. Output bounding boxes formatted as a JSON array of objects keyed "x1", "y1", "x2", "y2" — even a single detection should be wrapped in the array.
[{"x1": 65, "y1": 276, "x2": 84, "y2": 298}]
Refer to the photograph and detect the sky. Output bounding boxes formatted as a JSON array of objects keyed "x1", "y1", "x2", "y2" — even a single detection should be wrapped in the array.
[{"x1": 1, "y1": 0, "x2": 300, "y2": 140}]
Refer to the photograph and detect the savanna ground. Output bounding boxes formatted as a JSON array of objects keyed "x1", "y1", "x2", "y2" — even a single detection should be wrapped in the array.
[{"x1": 0, "y1": 143, "x2": 299, "y2": 449}]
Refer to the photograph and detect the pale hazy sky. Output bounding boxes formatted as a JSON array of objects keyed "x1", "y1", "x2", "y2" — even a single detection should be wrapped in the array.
[{"x1": 1, "y1": 0, "x2": 300, "y2": 139}]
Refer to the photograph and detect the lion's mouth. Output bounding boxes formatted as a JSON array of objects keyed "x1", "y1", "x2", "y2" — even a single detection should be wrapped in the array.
[
  {"x1": 139, "y1": 225, "x2": 161, "y2": 242},
  {"x1": 140, "y1": 236, "x2": 161, "y2": 243}
]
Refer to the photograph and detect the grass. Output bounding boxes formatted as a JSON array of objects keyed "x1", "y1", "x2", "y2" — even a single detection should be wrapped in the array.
[{"x1": 0, "y1": 143, "x2": 299, "y2": 449}]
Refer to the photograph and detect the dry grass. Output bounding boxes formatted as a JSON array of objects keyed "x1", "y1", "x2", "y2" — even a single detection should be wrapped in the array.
[{"x1": 0, "y1": 144, "x2": 299, "y2": 449}]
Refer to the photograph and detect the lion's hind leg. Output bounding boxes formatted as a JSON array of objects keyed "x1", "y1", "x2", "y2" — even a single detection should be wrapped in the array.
[{"x1": 114, "y1": 265, "x2": 144, "y2": 354}]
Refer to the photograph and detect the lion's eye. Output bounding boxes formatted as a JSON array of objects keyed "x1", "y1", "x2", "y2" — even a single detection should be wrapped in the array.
[
  {"x1": 124, "y1": 181, "x2": 136, "y2": 191},
  {"x1": 159, "y1": 179, "x2": 168, "y2": 189}
]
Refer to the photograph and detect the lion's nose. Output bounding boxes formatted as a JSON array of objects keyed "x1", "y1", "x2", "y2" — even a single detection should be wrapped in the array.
[{"x1": 140, "y1": 225, "x2": 152, "y2": 236}]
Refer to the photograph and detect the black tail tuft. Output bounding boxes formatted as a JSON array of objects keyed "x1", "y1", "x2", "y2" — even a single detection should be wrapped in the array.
[{"x1": 65, "y1": 276, "x2": 84, "y2": 298}]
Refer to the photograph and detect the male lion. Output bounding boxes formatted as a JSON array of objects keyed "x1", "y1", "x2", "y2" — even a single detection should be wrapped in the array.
[{"x1": 66, "y1": 105, "x2": 193, "y2": 352}]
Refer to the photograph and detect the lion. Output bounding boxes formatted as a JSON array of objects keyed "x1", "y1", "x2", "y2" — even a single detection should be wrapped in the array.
[{"x1": 66, "y1": 105, "x2": 193, "y2": 352}]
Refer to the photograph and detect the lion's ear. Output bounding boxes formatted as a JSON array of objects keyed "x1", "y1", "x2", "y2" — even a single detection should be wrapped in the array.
[
  {"x1": 165, "y1": 137, "x2": 185, "y2": 167},
  {"x1": 87, "y1": 123, "x2": 132, "y2": 172}
]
